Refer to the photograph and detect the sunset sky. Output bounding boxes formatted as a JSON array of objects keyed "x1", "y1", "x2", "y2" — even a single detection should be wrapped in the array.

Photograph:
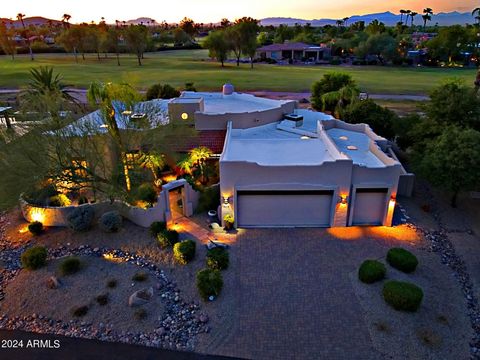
[{"x1": 2, "y1": 0, "x2": 477, "y2": 23}]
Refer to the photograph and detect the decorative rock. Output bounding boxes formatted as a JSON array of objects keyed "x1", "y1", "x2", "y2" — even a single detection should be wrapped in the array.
[
  {"x1": 46, "y1": 276, "x2": 60, "y2": 289},
  {"x1": 199, "y1": 314, "x2": 209, "y2": 323},
  {"x1": 128, "y1": 287, "x2": 154, "y2": 307}
]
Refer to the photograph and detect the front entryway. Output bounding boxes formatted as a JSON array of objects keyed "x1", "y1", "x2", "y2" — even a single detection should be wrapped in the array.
[{"x1": 168, "y1": 187, "x2": 184, "y2": 221}]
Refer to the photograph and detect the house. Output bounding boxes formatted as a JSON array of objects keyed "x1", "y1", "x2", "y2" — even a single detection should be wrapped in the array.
[
  {"x1": 66, "y1": 84, "x2": 411, "y2": 228},
  {"x1": 256, "y1": 42, "x2": 331, "y2": 62}
]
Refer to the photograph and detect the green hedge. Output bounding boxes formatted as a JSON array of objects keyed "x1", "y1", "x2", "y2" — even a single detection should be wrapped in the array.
[
  {"x1": 173, "y1": 240, "x2": 196, "y2": 265},
  {"x1": 157, "y1": 229, "x2": 179, "y2": 249},
  {"x1": 59, "y1": 257, "x2": 82, "y2": 276},
  {"x1": 358, "y1": 260, "x2": 386, "y2": 284},
  {"x1": 21, "y1": 246, "x2": 48, "y2": 270},
  {"x1": 28, "y1": 221, "x2": 44, "y2": 236},
  {"x1": 383, "y1": 280, "x2": 423, "y2": 312},
  {"x1": 387, "y1": 248, "x2": 418, "y2": 273},
  {"x1": 206, "y1": 247, "x2": 229, "y2": 270},
  {"x1": 196, "y1": 268, "x2": 223, "y2": 301}
]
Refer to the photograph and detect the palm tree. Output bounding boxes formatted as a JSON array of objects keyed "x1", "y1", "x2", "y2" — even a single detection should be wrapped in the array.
[
  {"x1": 405, "y1": 10, "x2": 412, "y2": 26},
  {"x1": 343, "y1": 17, "x2": 350, "y2": 27},
  {"x1": 61, "y1": 14, "x2": 71, "y2": 29},
  {"x1": 188, "y1": 146, "x2": 212, "y2": 182},
  {"x1": 400, "y1": 9, "x2": 407, "y2": 24},
  {"x1": 138, "y1": 152, "x2": 165, "y2": 184},
  {"x1": 177, "y1": 157, "x2": 193, "y2": 175},
  {"x1": 321, "y1": 84, "x2": 360, "y2": 118},
  {"x1": 20, "y1": 66, "x2": 77, "y2": 105},
  {"x1": 336, "y1": 20, "x2": 343, "y2": 28},
  {"x1": 17, "y1": 13, "x2": 34, "y2": 61},
  {"x1": 410, "y1": 12, "x2": 418, "y2": 27},
  {"x1": 422, "y1": 8, "x2": 433, "y2": 30}
]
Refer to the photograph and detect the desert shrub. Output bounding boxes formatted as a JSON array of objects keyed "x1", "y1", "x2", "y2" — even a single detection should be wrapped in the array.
[
  {"x1": 196, "y1": 268, "x2": 223, "y2": 301},
  {"x1": 132, "y1": 272, "x2": 148, "y2": 282},
  {"x1": 224, "y1": 214, "x2": 234, "y2": 230},
  {"x1": 184, "y1": 82, "x2": 196, "y2": 91},
  {"x1": 66, "y1": 205, "x2": 94, "y2": 232},
  {"x1": 196, "y1": 185, "x2": 220, "y2": 213},
  {"x1": 134, "y1": 308, "x2": 147, "y2": 320},
  {"x1": 145, "y1": 83, "x2": 180, "y2": 100},
  {"x1": 206, "y1": 247, "x2": 229, "y2": 270},
  {"x1": 59, "y1": 257, "x2": 82, "y2": 276},
  {"x1": 149, "y1": 221, "x2": 167, "y2": 236},
  {"x1": 96, "y1": 293, "x2": 109, "y2": 306},
  {"x1": 106, "y1": 279, "x2": 117, "y2": 288},
  {"x1": 71, "y1": 305, "x2": 89, "y2": 317},
  {"x1": 383, "y1": 280, "x2": 423, "y2": 312},
  {"x1": 99, "y1": 211, "x2": 122, "y2": 233},
  {"x1": 136, "y1": 183, "x2": 157, "y2": 206},
  {"x1": 173, "y1": 240, "x2": 196, "y2": 265},
  {"x1": 21, "y1": 246, "x2": 47, "y2": 270},
  {"x1": 358, "y1": 260, "x2": 386, "y2": 284},
  {"x1": 28, "y1": 221, "x2": 44, "y2": 236},
  {"x1": 387, "y1": 248, "x2": 418, "y2": 273},
  {"x1": 23, "y1": 184, "x2": 58, "y2": 206},
  {"x1": 157, "y1": 229, "x2": 179, "y2": 249},
  {"x1": 49, "y1": 194, "x2": 71, "y2": 207}
]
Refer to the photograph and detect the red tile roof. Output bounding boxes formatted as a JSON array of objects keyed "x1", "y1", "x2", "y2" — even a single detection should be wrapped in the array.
[{"x1": 171, "y1": 130, "x2": 227, "y2": 154}]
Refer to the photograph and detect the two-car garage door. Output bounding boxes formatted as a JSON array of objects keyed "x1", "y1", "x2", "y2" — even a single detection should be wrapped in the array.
[{"x1": 237, "y1": 190, "x2": 333, "y2": 228}]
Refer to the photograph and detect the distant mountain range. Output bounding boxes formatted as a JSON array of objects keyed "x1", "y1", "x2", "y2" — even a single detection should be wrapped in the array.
[
  {"x1": 260, "y1": 11, "x2": 475, "y2": 27},
  {"x1": 0, "y1": 16, "x2": 62, "y2": 28}
]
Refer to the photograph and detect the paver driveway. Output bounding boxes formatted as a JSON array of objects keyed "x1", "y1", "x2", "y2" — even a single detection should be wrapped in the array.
[{"x1": 205, "y1": 227, "x2": 419, "y2": 360}]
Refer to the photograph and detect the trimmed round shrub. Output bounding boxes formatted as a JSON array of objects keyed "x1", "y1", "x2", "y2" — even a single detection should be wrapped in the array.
[
  {"x1": 149, "y1": 221, "x2": 167, "y2": 236},
  {"x1": 382, "y1": 280, "x2": 423, "y2": 312},
  {"x1": 196, "y1": 268, "x2": 223, "y2": 301},
  {"x1": 387, "y1": 248, "x2": 418, "y2": 273},
  {"x1": 136, "y1": 183, "x2": 157, "y2": 205},
  {"x1": 173, "y1": 240, "x2": 196, "y2": 265},
  {"x1": 66, "y1": 205, "x2": 94, "y2": 232},
  {"x1": 99, "y1": 211, "x2": 123, "y2": 233},
  {"x1": 206, "y1": 247, "x2": 229, "y2": 270},
  {"x1": 358, "y1": 260, "x2": 386, "y2": 284},
  {"x1": 59, "y1": 257, "x2": 82, "y2": 276},
  {"x1": 157, "y1": 229, "x2": 179, "y2": 249},
  {"x1": 96, "y1": 293, "x2": 109, "y2": 306},
  {"x1": 28, "y1": 221, "x2": 44, "y2": 236},
  {"x1": 21, "y1": 246, "x2": 48, "y2": 270},
  {"x1": 106, "y1": 279, "x2": 117, "y2": 288}
]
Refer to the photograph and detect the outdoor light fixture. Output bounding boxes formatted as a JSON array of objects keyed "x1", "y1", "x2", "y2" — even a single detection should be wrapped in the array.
[
  {"x1": 122, "y1": 110, "x2": 132, "y2": 115},
  {"x1": 339, "y1": 195, "x2": 348, "y2": 205},
  {"x1": 223, "y1": 195, "x2": 230, "y2": 206},
  {"x1": 181, "y1": 112, "x2": 189, "y2": 120}
]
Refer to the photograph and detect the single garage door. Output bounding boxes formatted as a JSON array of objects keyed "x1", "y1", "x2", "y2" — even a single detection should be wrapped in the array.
[
  {"x1": 351, "y1": 188, "x2": 388, "y2": 225},
  {"x1": 237, "y1": 190, "x2": 333, "y2": 228}
]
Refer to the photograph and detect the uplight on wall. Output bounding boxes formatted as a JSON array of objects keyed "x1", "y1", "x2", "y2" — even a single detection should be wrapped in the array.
[
  {"x1": 222, "y1": 195, "x2": 230, "y2": 207},
  {"x1": 339, "y1": 195, "x2": 348, "y2": 205},
  {"x1": 181, "y1": 112, "x2": 189, "y2": 120}
]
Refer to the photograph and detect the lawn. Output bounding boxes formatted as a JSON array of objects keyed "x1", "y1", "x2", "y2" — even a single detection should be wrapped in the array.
[{"x1": 0, "y1": 50, "x2": 476, "y2": 94}]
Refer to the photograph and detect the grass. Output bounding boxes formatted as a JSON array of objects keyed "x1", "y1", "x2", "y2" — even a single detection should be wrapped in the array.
[{"x1": 0, "y1": 50, "x2": 476, "y2": 94}]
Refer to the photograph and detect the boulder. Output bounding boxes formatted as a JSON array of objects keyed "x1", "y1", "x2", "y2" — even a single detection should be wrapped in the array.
[
  {"x1": 128, "y1": 287, "x2": 154, "y2": 307},
  {"x1": 46, "y1": 276, "x2": 60, "y2": 289}
]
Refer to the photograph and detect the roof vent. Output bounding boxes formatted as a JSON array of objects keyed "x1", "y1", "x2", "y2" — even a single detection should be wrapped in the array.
[
  {"x1": 284, "y1": 113, "x2": 304, "y2": 127},
  {"x1": 223, "y1": 83, "x2": 234, "y2": 95}
]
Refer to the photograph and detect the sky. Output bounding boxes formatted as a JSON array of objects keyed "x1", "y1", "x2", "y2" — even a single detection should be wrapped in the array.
[{"x1": 2, "y1": 0, "x2": 477, "y2": 23}]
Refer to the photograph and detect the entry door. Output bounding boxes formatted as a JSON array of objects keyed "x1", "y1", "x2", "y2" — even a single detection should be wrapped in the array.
[{"x1": 237, "y1": 190, "x2": 333, "y2": 228}]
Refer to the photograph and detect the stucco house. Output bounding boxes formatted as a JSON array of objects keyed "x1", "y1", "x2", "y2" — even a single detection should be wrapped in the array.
[
  {"x1": 256, "y1": 42, "x2": 331, "y2": 62},
  {"x1": 62, "y1": 84, "x2": 412, "y2": 228}
]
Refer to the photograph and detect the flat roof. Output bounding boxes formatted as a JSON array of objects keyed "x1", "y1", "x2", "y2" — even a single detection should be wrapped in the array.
[
  {"x1": 326, "y1": 128, "x2": 385, "y2": 168},
  {"x1": 180, "y1": 92, "x2": 290, "y2": 114},
  {"x1": 222, "y1": 109, "x2": 392, "y2": 168}
]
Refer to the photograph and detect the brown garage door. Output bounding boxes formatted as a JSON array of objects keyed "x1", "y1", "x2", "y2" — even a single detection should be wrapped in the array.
[
  {"x1": 237, "y1": 190, "x2": 333, "y2": 228},
  {"x1": 351, "y1": 188, "x2": 388, "y2": 225}
]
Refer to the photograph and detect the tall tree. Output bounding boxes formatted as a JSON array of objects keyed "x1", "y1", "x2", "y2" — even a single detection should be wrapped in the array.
[
  {"x1": 410, "y1": 12, "x2": 418, "y2": 27},
  {"x1": 0, "y1": 22, "x2": 16, "y2": 60},
  {"x1": 17, "y1": 13, "x2": 34, "y2": 60},
  {"x1": 422, "y1": 8, "x2": 433, "y2": 30},
  {"x1": 203, "y1": 30, "x2": 229, "y2": 67},
  {"x1": 124, "y1": 25, "x2": 148, "y2": 66},
  {"x1": 179, "y1": 17, "x2": 197, "y2": 39}
]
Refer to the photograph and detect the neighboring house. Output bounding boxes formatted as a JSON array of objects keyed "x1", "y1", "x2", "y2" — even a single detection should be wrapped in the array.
[
  {"x1": 411, "y1": 32, "x2": 437, "y2": 46},
  {"x1": 69, "y1": 84, "x2": 411, "y2": 228},
  {"x1": 256, "y1": 42, "x2": 331, "y2": 62}
]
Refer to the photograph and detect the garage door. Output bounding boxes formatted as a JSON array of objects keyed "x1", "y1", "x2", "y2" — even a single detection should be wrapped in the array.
[
  {"x1": 237, "y1": 190, "x2": 333, "y2": 228},
  {"x1": 351, "y1": 188, "x2": 388, "y2": 225}
]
